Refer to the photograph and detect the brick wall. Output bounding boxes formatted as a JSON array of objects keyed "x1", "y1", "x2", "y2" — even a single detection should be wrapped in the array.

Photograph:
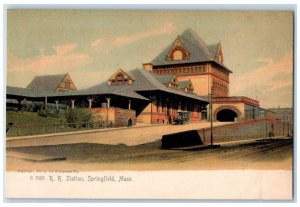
[
  {"x1": 137, "y1": 103, "x2": 151, "y2": 124},
  {"x1": 90, "y1": 107, "x2": 136, "y2": 127},
  {"x1": 212, "y1": 102, "x2": 245, "y2": 121},
  {"x1": 137, "y1": 102, "x2": 200, "y2": 124},
  {"x1": 190, "y1": 111, "x2": 201, "y2": 122},
  {"x1": 114, "y1": 108, "x2": 136, "y2": 127},
  {"x1": 90, "y1": 108, "x2": 115, "y2": 122},
  {"x1": 199, "y1": 119, "x2": 291, "y2": 144}
]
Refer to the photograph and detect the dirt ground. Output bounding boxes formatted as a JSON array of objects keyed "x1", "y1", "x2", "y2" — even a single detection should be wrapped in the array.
[
  {"x1": 6, "y1": 138, "x2": 293, "y2": 171},
  {"x1": 6, "y1": 121, "x2": 229, "y2": 148}
]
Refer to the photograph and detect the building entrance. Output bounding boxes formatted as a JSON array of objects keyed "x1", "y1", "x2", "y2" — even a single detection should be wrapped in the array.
[{"x1": 216, "y1": 109, "x2": 237, "y2": 122}]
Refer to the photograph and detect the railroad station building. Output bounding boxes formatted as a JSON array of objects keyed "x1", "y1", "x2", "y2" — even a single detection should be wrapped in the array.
[
  {"x1": 7, "y1": 28, "x2": 272, "y2": 125},
  {"x1": 7, "y1": 67, "x2": 208, "y2": 125},
  {"x1": 146, "y1": 28, "x2": 270, "y2": 122}
]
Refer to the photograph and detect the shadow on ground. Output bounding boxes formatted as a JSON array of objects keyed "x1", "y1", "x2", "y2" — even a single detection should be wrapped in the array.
[{"x1": 7, "y1": 138, "x2": 293, "y2": 166}]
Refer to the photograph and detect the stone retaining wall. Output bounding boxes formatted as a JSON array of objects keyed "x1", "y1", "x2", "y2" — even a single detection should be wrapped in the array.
[{"x1": 198, "y1": 119, "x2": 291, "y2": 144}]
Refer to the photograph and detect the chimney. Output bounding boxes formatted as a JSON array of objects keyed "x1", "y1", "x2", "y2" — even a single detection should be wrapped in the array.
[{"x1": 143, "y1": 63, "x2": 153, "y2": 72}]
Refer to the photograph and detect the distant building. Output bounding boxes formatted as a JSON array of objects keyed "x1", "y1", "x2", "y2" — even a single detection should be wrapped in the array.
[
  {"x1": 268, "y1": 107, "x2": 293, "y2": 123},
  {"x1": 268, "y1": 107, "x2": 293, "y2": 136}
]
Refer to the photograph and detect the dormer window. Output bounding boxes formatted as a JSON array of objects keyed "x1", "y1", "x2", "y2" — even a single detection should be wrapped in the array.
[
  {"x1": 107, "y1": 69, "x2": 134, "y2": 86},
  {"x1": 116, "y1": 73, "x2": 125, "y2": 81},
  {"x1": 166, "y1": 36, "x2": 190, "y2": 61},
  {"x1": 168, "y1": 76, "x2": 179, "y2": 88},
  {"x1": 179, "y1": 79, "x2": 194, "y2": 93}
]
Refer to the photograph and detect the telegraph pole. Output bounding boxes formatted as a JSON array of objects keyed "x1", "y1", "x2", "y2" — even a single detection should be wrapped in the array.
[
  {"x1": 265, "y1": 109, "x2": 268, "y2": 138},
  {"x1": 210, "y1": 92, "x2": 213, "y2": 146},
  {"x1": 287, "y1": 117, "x2": 290, "y2": 137},
  {"x1": 282, "y1": 111, "x2": 285, "y2": 136}
]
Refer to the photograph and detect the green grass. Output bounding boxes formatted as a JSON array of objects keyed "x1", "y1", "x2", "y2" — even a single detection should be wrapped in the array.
[
  {"x1": 6, "y1": 111, "x2": 108, "y2": 137},
  {"x1": 6, "y1": 111, "x2": 66, "y2": 137},
  {"x1": 6, "y1": 111, "x2": 62, "y2": 125}
]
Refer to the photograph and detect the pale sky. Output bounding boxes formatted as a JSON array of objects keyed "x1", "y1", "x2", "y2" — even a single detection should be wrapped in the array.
[{"x1": 6, "y1": 10, "x2": 293, "y2": 108}]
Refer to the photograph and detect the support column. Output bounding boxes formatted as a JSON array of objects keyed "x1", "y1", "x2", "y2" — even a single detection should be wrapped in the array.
[
  {"x1": 55, "y1": 100, "x2": 59, "y2": 110},
  {"x1": 88, "y1": 99, "x2": 93, "y2": 109},
  {"x1": 150, "y1": 96, "x2": 154, "y2": 124},
  {"x1": 17, "y1": 99, "x2": 22, "y2": 111},
  {"x1": 128, "y1": 100, "x2": 131, "y2": 110},
  {"x1": 106, "y1": 97, "x2": 111, "y2": 108},
  {"x1": 71, "y1": 99, "x2": 75, "y2": 109},
  {"x1": 178, "y1": 101, "x2": 182, "y2": 111},
  {"x1": 45, "y1": 96, "x2": 48, "y2": 110}
]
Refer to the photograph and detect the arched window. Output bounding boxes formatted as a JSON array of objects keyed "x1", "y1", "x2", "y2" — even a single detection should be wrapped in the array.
[{"x1": 173, "y1": 50, "x2": 183, "y2": 60}]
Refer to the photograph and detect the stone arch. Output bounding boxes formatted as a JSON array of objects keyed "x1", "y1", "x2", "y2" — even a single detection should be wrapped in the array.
[{"x1": 213, "y1": 105, "x2": 242, "y2": 122}]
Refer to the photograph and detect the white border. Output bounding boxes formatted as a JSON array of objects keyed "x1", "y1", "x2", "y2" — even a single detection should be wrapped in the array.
[{"x1": 1, "y1": 2, "x2": 298, "y2": 207}]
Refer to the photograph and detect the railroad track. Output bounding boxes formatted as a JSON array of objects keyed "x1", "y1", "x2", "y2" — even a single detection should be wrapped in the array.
[
  {"x1": 159, "y1": 139, "x2": 293, "y2": 164},
  {"x1": 250, "y1": 143, "x2": 293, "y2": 162},
  {"x1": 223, "y1": 140, "x2": 292, "y2": 161}
]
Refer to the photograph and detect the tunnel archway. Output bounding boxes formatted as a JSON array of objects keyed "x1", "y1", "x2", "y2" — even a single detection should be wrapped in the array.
[{"x1": 216, "y1": 109, "x2": 238, "y2": 122}]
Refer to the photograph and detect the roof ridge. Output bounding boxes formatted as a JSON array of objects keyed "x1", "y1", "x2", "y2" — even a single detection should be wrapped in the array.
[{"x1": 35, "y1": 73, "x2": 68, "y2": 77}]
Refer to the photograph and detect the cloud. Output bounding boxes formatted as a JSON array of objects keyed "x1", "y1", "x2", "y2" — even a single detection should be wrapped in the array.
[
  {"x1": 90, "y1": 22, "x2": 175, "y2": 51},
  {"x1": 91, "y1": 38, "x2": 103, "y2": 48},
  {"x1": 7, "y1": 43, "x2": 91, "y2": 74},
  {"x1": 53, "y1": 43, "x2": 77, "y2": 55},
  {"x1": 112, "y1": 22, "x2": 175, "y2": 47},
  {"x1": 230, "y1": 50, "x2": 293, "y2": 107},
  {"x1": 71, "y1": 69, "x2": 113, "y2": 89}
]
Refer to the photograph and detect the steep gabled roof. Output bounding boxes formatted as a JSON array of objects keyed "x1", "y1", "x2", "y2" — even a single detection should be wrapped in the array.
[
  {"x1": 153, "y1": 74, "x2": 175, "y2": 84},
  {"x1": 108, "y1": 68, "x2": 134, "y2": 81},
  {"x1": 26, "y1": 73, "x2": 68, "y2": 92},
  {"x1": 51, "y1": 82, "x2": 148, "y2": 101},
  {"x1": 84, "y1": 69, "x2": 207, "y2": 102},
  {"x1": 7, "y1": 86, "x2": 59, "y2": 98},
  {"x1": 7, "y1": 69, "x2": 208, "y2": 103},
  {"x1": 151, "y1": 28, "x2": 232, "y2": 73},
  {"x1": 208, "y1": 43, "x2": 219, "y2": 59},
  {"x1": 129, "y1": 69, "x2": 207, "y2": 102},
  {"x1": 209, "y1": 42, "x2": 224, "y2": 63}
]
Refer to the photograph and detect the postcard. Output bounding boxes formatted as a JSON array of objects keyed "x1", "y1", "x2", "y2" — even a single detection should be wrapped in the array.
[{"x1": 5, "y1": 9, "x2": 294, "y2": 200}]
